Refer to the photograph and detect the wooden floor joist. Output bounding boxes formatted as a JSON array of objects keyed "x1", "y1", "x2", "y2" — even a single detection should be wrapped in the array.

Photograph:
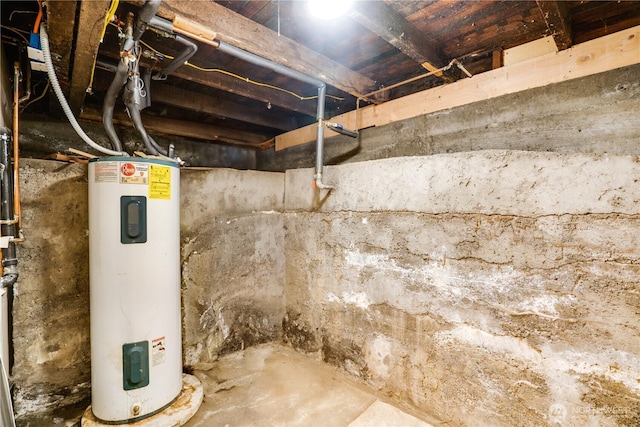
[{"x1": 275, "y1": 25, "x2": 640, "y2": 151}]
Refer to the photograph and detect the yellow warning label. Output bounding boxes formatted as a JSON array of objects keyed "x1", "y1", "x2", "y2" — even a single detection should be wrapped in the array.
[{"x1": 149, "y1": 165, "x2": 171, "y2": 199}]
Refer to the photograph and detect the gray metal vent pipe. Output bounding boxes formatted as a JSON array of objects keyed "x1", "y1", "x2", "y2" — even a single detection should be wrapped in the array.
[
  {"x1": 216, "y1": 41, "x2": 323, "y2": 87},
  {"x1": 215, "y1": 41, "x2": 331, "y2": 189}
]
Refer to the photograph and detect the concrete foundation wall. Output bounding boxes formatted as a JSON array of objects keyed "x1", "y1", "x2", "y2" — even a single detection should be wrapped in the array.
[
  {"x1": 180, "y1": 169, "x2": 285, "y2": 368},
  {"x1": 283, "y1": 151, "x2": 640, "y2": 426},
  {"x1": 11, "y1": 161, "x2": 285, "y2": 424},
  {"x1": 13, "y1": 161, "x2": 90, "y2": 419}
]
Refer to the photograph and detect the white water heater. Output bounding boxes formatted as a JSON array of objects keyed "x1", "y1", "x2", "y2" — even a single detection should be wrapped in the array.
[{"x1": 88, "y1": 157, "x2": 181, "y2": 423}]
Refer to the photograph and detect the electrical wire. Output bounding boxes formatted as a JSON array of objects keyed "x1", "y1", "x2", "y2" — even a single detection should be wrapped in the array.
[
  {"x1": 21, "y1": 79, "x2": 49, "y2": 111},
  {"x1": 0, "y1": 26, "x2": 29, "y2": 44},
  {"x1": 100, "y1": 0, "x2": 119, "y2": 43},
  {"x1": 139, "y1": 38, "x2": 173, "y2": 59},
  {"x1": 185, "y1": 62, "x2": 323, "y2": 100},
  {"x1": 33, "y1": 0, "x2": 43, "y2": 34},
  {"x1": 87, "y1": 0, "x2": 120, "y2": 95},
  {"x1": 188, "y1": 62, "x2": 344, "y2": 101},
  {"x1": 137, "y1": 38, "x2": 345, "y2": 102},
  {"x1": 8, "y1": 10, "x2": 37, "y2": 22}
]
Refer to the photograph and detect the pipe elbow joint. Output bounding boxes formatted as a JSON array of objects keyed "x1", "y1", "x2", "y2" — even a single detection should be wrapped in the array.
[
  {"x1": 0, "y1": 274, "x2": 18, "y2": 289},
  {"x1": 313, "y1": 174, "x2": 333, "y2": 191},
  {"x1": 0, "y1": 265, "x2": 18, "y2": 288}
]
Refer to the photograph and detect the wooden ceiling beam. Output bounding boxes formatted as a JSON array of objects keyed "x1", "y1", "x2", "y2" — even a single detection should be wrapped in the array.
[
  {"x1": 349, "y1": 1, "x2": 449, "y2": 74},
  {"x1": 150, "y1": 0, "x2": 377, "y2": 99},
  {"x1": 170, "y1": 65, "x2": 320, "y2": 117},
  {"x1": 67, "y1": 0, "x2": 111, "y2": 115},
  {"x1": 536, "y1": 0, "x2": 573, "y2": 50},
  {"x1": 45, "y1": 0, "x2": 79, "y2": 116},
  {"x1": 96, "y1": 51, "x2": 320, "y2": 117},
  {"x1": 80, "y1": 107, "x2": 268, "y2": 147},
  {"x1": 137, "y1": 114, "x2": 267, "y2": 147},
  {"x1": 149, "y1": 82, "x2": 299, "y2": 131},
  {"x1": 44, "y1": 1, "x2": 78, "y2": 90},
  {"x1": 91, "y1": 66, "x2": 301, "y2": 130}
]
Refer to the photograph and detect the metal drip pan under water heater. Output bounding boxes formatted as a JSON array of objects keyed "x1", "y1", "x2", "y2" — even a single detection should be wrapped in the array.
[{"x1": 83, "y1": 157, "x2": 202, "y2": 426}]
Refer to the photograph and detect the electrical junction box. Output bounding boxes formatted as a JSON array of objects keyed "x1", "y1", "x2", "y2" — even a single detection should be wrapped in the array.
[{"x1": 28, "y1": 33, "x2": 46, "y2": 72}]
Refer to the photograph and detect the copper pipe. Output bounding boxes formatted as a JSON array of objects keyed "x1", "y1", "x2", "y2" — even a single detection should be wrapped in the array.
[
  {"x1": 173, "y1": 26, "x2": 219, "y2": 49},
  {"x1": 12, "y1": 63, "x2": 22, "y2": 233},
  {"x1": 172, "y1": 15, "x2": 216, "y2": 41}
]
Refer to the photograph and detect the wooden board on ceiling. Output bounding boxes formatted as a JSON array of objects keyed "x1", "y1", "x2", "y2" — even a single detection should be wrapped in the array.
[
  {"x1": 503, "y1": 36, "x2": 558, "y2": 66},
  {"x1": 275, "y1": 25, "x2": 640, "y2": 150}
]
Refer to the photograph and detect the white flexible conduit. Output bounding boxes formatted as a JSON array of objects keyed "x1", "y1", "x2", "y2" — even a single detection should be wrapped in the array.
[{"x1": 40, "y1": 25, "x2": 128, "y2": 157}]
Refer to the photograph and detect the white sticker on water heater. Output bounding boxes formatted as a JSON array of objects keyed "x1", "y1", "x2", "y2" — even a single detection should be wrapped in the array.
[
  {"x1": 151, "y1": 336, "x2": 166, "y2": 366},
  {"x1": 93, "y1": 161, "x2": 119, "y2": 183}
]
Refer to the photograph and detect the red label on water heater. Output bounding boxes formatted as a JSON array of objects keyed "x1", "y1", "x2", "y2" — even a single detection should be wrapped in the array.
[
  {"x1": 121, "y1": 163, "x2": 136, "y2": 176},
  {"x1": 119, "y1": 162, "x2": 148, "y2": 185}
]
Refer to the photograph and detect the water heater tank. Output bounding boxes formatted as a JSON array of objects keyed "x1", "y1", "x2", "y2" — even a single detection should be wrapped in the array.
[{"x1": 88, "y1": 157, "x2": 181, "y2": 423}]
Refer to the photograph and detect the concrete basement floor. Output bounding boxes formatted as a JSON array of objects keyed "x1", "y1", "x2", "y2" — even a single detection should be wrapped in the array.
[
  {"x1": 185, "y1": 343, "x2": 436, "y2": 427},
  {"x1": 19, "y1": 343, "x2": 438, "y2": 426}
]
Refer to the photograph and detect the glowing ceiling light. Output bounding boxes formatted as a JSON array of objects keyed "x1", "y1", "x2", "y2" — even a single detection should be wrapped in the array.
[{"x1": 307, "y1": 0, "x2": 353, "y2": 20}]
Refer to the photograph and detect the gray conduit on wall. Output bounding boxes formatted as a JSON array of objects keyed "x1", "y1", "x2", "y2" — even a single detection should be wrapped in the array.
[{"x1": 214, "y1": 41, "x2": 333, "y2": 189}]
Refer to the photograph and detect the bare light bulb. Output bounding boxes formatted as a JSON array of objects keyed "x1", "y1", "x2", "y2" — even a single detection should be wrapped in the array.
[{"x1": 307, "y1": 0, "x2": 353, "y2": 20}]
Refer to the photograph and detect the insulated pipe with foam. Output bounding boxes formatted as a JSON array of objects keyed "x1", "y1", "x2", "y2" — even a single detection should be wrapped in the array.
[
  {"x1": 102, "y1": 59, "x2": 128, "y2": 152},
  {"x1": 216, "y1": 41, "x2": 323, "y2": 86},
  {"x1": 0, "y1": 133, "x2": 17, "y2": 283},
  {"x1": 124, "y1": 78, "x2": 178, "y2": 163},
  {"x1": 133, "y1": 0, "x2": 162, "y2": 42},
  {"x1": 124, "y1": 77, "x2": 158, "y2": 156},
  {"x1": 154, "y1": 35, "x2": 197, "y2": 80}
]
